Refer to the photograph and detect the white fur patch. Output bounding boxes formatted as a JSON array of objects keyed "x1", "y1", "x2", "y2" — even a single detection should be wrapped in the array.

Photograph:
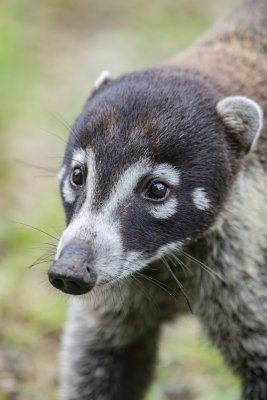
[
  {"x1": 153, "y1": 164, "x2": 180, "y2": 186},
  {"x1": 72, "y1": 148, "x2": 86, "y2": 167},
  {"x1": 106, "y1": 159, "x2": 152, "y2": 212},
  {"x1": 84, "y1": 148, "x2": 97, "y2": 207},
  {"x1": 149, "y1": 197, "x2": 178, "y2": 219},
  {"x1": 94, "y1": 70, "x2": 111, "y2": 91},
  {"x1": 192, "y1": 187, "x2": 210, "y2": 210},
  {"x1": 147, "y1": 164, "x2": 180, "y2": 219},
  {"x1": 120, "y1": 241, "x2": 183, "y2": 278},
  {"x1": 62, "y1": 179, "x2": 76, "y2": 204},
  {"x1": 120, "y1": 251, "x2": 145, "y2": 277},
  {"x1": 153, "y1": 241, "x2": 183, "y2": 262},
  {"x1": 57, "y1": 165, "x2": 66, "y2": 182},
  {"x1": 56, "y1": 147, "x2": 97, "y2": 258},
  {"x1": 107, "y1": 161, "x2": 180, "y2": 214},
  {"x1": 60, "y1": 148, "x2": 86, "y2": 204}
]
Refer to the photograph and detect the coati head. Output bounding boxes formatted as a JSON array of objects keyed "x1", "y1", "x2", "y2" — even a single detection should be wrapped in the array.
[{"x1": 48, "y1": 67, "x2": 263, "y2": 295}]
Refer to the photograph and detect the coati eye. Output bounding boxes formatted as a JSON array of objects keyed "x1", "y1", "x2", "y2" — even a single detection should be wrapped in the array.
[
  {"x1": 144, "y1": 181, "x2": 170, "y2": 201},
  {"x1": 70, "y1": 167, "x2": 84, "y2": 187}
]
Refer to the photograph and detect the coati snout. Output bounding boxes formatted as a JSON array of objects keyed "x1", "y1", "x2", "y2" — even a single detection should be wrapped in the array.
[{"x1": 48, "y1": 240, "x2": 97, "y2": 295}]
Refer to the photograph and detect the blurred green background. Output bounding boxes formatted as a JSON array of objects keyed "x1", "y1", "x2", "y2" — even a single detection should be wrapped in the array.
[{"x1": 0, "y1": 0, "x2": 243, "y2": 399}]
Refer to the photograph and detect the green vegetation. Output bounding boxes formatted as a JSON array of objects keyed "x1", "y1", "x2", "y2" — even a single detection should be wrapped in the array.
[{"x1": 0, "y1": 0, "x2": 241, "y2": 398}]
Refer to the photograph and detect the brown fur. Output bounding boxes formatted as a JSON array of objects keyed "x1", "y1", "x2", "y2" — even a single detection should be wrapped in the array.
[{"x1": 168, "y1": 0, "x2": 267, "y2": 165}]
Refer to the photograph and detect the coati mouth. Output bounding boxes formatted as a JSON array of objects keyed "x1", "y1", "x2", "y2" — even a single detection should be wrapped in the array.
[{"x1": 48, "y1": 240, "x2": 97, "y2": 295}]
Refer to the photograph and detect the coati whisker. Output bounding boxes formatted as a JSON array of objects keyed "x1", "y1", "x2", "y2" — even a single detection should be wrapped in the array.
[
  {"x1": 11, "y1": 220, "x2": 60, "y2": 242},
  {"x1": 29, "y1": 255, "x2": 56, "y2": 269},
  {"x1": 135, "y1": 270, "x2": 179, "y2": 298},
  {"x1": 28, "y1": 245, "x2": 57, "y2": 252},
  {"x1": 28, "y1": 245, "x2": 57, "y2": 269},
  {"x1": 16, "y1": 160, "x2": 58, "y2": 174},
  {"x1": 52, "y1": 113, "x2": 73, "y2": 133},
  {"x1": 162, "y1": 256, "x2": 193, "y2": 313},
  {"x1": 34, "y1": 174, "x2": 57, "y2": 179},
  {"x1": 167, "y1": 251, "x2": 193, "y2": 276},
  {"x1": 179, "y1": 249, "x2": 226, "y2": 283},
  {"x1": 129, "y1": 276, "x2": 161, "y2": 313},
  {"x1": 34, "y1": 241, "x2": 58, "y2": 248},
  {"x1": 41, "y1": 127, "x2": 67, "y2": 144}
]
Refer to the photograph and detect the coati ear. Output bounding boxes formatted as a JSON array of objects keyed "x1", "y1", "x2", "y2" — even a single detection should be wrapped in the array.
[
  {"x1": 93, "y1": 70, "x2": 111, "y2": 91},
  {"x1": 216, "y1": 96, "x2": 263, "y2": 153}
]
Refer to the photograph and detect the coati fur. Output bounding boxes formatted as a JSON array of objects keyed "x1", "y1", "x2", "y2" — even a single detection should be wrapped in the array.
[{"x1": 48, "y1": 0, "x2": 267, "y2": 399}]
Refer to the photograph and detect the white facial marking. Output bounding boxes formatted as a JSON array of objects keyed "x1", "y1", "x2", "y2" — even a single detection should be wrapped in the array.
[
  {"x1": 147, "y1": 164, "x2": 180, "y2": 219},
  {"x1": 106, "y1": 159, "x2": 152, "y2": 212},
  {"x1": 62, "y1": 178, "x2": 76, "y2": 204},
  {"x1": 149, "y1": 197, "x2": 178, "y2": 219},
  {"x1": 57, "y1": 165, "x2": 66, "y2": 181},
  {"x1": 57, "y1": 147, "x2": 97, "y2": 258},
  {"x1": 84, "y1": 148, "x2": 97, "y2": 206},
  {"x1": 72, "y1": 148, "x2": 86, "y2": 167},
  {"x1": 121, "y1": 241, "x2": 183, "y2": 278},
  {"x1": 192, "y1": 187, "x2": 210, "y2": 210},
  {"x1": 61, "y1": 148, "x2": 87, "y2": 204},
  {"x1": 94, "y1": 70, "x2": 111, "y2": 91},
  {"x1": 153, "y1": 164, "x2": 180, "y2": 186},
  {"x1": 152, "y1": 241, "x2": 183, "y2": 262},
  {"x1": 120, "y1": 251, "x2": 144, "y2": 277}
]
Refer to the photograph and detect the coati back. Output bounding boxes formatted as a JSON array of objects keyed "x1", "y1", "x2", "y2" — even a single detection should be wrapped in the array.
[{"x1": 48, "y1": 0, "x2": 267, "y2": 399}]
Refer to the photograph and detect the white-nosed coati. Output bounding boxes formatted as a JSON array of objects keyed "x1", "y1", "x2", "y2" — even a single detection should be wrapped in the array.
[{"x1": 48, "y1": 0, "x2": 267, "y2": 398}]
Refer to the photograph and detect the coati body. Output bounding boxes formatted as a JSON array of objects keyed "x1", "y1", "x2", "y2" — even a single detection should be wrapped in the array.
[{"x1": 48, "y1": 0, "x2": 267, "y2": 399}]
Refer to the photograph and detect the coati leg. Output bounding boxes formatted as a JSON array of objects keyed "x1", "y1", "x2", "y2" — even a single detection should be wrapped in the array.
[
  {"x1": 242, "y1": 378, "x2": 267, "y2": 400},
  {"x1": 60, "y1": 290, "x2": 160, "y2": 400},
  {"x1": 59, "y1": 261, "x2": 190, "y2": 400}
]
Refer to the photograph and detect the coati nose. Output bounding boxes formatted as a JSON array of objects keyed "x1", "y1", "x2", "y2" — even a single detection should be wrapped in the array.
[{"x1": 48, "y1": 240, "x2": 97, "y2": 295}]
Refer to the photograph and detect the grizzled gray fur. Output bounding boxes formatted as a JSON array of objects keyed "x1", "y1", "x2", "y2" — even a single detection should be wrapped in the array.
[{"x1": 48, "y1": 0, "x2": 267, "y2": 399}]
